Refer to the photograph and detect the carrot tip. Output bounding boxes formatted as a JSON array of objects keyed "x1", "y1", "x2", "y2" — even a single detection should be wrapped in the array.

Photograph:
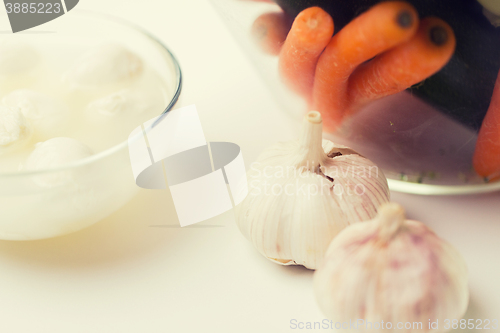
[
  {"x1": 307, "y1": 17, "x2": 319, "y2": 29},
  {"x1": 396, "y1": 10, "x2": 414, "y2": 28},
  {"x1": 429, "y1": 26, "x2": 449, "y2": 46},
  {"x1": 485, "y1": 173, "x2": 500, "y2": 183}
]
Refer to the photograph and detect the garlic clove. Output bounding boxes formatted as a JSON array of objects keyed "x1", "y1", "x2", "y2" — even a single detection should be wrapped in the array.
[
  {"x1": 236, "y1": 111, "x2": 390, "y2": 269},
  {"x1": 0, "y1": 105, "x2": 33, "y2": 155},
  {"x1": 62, "y1": 44, "x2": 143, "y2": 89},
  {"x1": 314, "y1": 202, "x2": 469, "y2": 332}
]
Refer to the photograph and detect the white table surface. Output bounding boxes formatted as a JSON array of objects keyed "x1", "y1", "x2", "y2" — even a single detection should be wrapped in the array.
[{"x1": 0, "y1": 0, "x2": 499, "y2": 332}]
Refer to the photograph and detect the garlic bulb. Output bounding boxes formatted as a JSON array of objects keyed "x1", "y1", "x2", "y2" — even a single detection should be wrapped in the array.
[
  {"x1": 23, "y1": 137, "x2": 93, "y2": 188},
  {"x1": 236, "y1": 111, "x2": 389, "y2": 269},
  {"x1": 62, "y1": 44, "x2": 143, "y2": 89},
  {"x1": 314, "y1": 202, "x2": 469, "y2": 333},
  {"x1": 0, "y1": 105, "x2": 33, "y2": 154}
]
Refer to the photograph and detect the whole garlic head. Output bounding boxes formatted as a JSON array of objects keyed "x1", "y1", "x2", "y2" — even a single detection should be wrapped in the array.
[
  {"x1": 63, "y1": 44, "x2": 143, "y2": 89},
  {"x1": 23, "y1": 137, "x2": 93, "y2": 188},
  {"x1": 0, "y1": 105, "x2": 33, "y2": 154},
  {"x1": 314, "y1": 202, "x2": 469, "y2": 333},
  {"x1": 236, "y1": 111, "x2": 390, "y2": 269}
]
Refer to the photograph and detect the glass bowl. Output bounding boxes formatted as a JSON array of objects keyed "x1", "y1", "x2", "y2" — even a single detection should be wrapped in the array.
[
  {"x1": 0, "y1": 11, "x2": 181, "y2": 240},
  {"x1": 210, "y1": 0, "x2": 500, "y2": 195}
]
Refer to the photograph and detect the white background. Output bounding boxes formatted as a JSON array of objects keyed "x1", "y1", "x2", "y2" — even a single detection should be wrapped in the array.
[{"x1": 0, "y1": 0, "x2": 499, "y2": 332}]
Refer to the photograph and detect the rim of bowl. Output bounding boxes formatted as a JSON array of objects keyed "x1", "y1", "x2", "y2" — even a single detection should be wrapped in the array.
[
  {"x1": 387, "y1": 178, "x2": 500, "y2": 195},
  {"x1": 0, "y1": 10, "x2": 182, "y2": 178}
]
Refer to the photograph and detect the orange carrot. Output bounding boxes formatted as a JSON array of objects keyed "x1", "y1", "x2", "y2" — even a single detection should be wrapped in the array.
[
  {"x1": 251, "y1": 11, "x2": 291, "y2": 56},
  {"x1": 278, "y1": 7, "x2": 334, "y2": 100},
  {"x1": 473, "y1": 70, "x2": 500, "y2": 180},
  {"x1": 312, "y1": 1, "x2": 419, "y2": 131},
  {"x1": 346, "y1": 17, "x2": 456, "y2": 114}
]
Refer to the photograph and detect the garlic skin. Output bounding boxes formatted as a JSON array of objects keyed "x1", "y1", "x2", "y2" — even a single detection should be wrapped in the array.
[
  {"x1": 2, "y1": 90, "x2": 67, "y2": 139},
  {"x1": 0, "y1": 105, "x2": 33, "y2": 154},
  {"x1": 62, "y1": 44, "x2": 143, "y2": 89},
  {"x1": 23, "y1": 137, "x2": 93, "y2": 188},
  {"x1": 314, "y1": 203, "x2": 469, "y2": 333},
  {"x1": 236, "y1": 111, "x2": 389, "y2": 269}
]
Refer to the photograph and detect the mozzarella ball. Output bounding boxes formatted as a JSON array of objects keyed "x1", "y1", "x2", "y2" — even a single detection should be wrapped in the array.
[
  {"x1": 2, "y1": 89, "x2": 67, "y2": 138},
  {"x1": 0, "y1": 105, "x2": 33, "y2": 154},
  {"x1": 24, "y1": 137, "x2": 93, "y2": 187},
  {"x1": 86, "y1": 89, "x2": 151, "y2": 116},
  {"x1": 63, "y1": 44, "x2": 143, "y2": 88}
]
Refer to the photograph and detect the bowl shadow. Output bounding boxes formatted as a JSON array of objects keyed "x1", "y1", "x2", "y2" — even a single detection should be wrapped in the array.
[{"x1": 0, "y1": 188, "x2": 182, "y2": 269}]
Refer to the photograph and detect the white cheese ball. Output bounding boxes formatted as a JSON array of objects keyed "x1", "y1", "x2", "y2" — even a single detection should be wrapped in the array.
[
  {"x1": 2, "y1": 90, "x2": 67, "y2": 138},
  {"x1": 63, "y1": 44, "x2": 143, "y2": 89},
  {"x1": 24, "y1": 137, "x2": 93, "y2": 187},
  {"x1": 0, "y1": 40, "x2": 40, "y2": 77},
  {"x1": 0, "y1": 105, "x2": 33, "y2": 154},
  {"x1": 86, "y1": 89, "x2": 152, "y2": 116}
]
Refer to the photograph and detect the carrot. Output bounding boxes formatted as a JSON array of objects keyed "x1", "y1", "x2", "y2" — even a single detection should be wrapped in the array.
[
  {"x1": 311, "y1": 1, "x2": 419, "y2": 131},
  {"x1": 278, "y1": 7, "x2": 334, "y2": 100},
  {"x1": 473, "y1": 70, "x2": 500, "y2": 181},
  {"x1": 346, "y1": 17, "x2": 456, "y2": 114},
  {"x1": 251, "y1": 11, "x2": 291, "y2": 56}
]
